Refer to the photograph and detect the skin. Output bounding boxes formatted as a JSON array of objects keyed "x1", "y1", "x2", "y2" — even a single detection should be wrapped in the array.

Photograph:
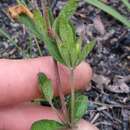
[{"x1": 0, "y1": 56, "x2": 98, "y2": 130}]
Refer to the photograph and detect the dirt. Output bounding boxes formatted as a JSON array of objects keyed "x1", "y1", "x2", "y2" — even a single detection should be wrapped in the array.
[{"x1": 0, "y1": 0, "x2": 130, "y2": 130}]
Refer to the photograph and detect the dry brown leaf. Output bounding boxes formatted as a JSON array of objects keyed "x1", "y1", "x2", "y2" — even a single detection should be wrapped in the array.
[
  {"x1": 93, "y1": 15, "x2": 106, "y2": 35},
  {"x1": 8, "y1": 5, "x2": 33, "y2": 19},
  {"x1": 107, "y1": 82, "x2": 130, "y2": 93},
  {"x1": 92, "y1": 74, "x2": 110, "y2": 90}
]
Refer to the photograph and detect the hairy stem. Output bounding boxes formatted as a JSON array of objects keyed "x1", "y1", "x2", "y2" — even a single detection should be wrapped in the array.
[
  {"x1": 70, "y1": 69, "x2": 75, "y2": 126},
  {"x1": 53, "y1": 60, "x2": 70, "y2": 126},
  {"x1": 49, "y1": 101, "x2": 66, "y2": 125}
]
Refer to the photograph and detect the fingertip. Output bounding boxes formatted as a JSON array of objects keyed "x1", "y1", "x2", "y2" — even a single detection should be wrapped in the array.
[
  {"x1": 57, "y1": 61, "x2": 92, "y2": 95},
  {"x1": 0, "y1": 104, "x2": 98, "y2": 130},
  {"x1": 74, "y1": 61, "x2": 93, "y2": 91},
  {"x1": 78, "y1": 120, "x2": 99, "y2": 130}
]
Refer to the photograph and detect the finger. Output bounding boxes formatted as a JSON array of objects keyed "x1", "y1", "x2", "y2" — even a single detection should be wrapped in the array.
[
  {"x1": 0, "y1": 56, "x2": 92, "y2": 106},
  {"x1": 0, "y1": 103, "x2": 98, "y2": 130}
]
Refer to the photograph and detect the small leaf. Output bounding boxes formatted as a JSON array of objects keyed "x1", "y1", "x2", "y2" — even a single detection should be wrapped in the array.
[
  {"x1": 81, "y1": 40, "x2": 95, "y2": 59},
  {"x1": 38, "y1": 73, "x2": 53, "y2": 102},
  {"x1": 58, "y1": 43, "x2": 71, "y2": 68},
  {"x1": 70, "y1": 38, "x2": 82, "y2": 67},
  {"x1": 76, "y1": 40, "x2": 95, "y2": 66},
  {"x1": 31, "y1": 120, "x2": 64, "y2": 130},
  {"x1": 74, "y1": 95, "x2": 88, "y2": 122},
  {"x1": 33, "y1": 9, "x2": 47, "y2": 34}
]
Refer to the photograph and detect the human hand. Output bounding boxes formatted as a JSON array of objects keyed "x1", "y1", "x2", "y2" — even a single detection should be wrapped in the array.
[{"x1": 0, "y1": 56, "x2": 97, "y2": 130}]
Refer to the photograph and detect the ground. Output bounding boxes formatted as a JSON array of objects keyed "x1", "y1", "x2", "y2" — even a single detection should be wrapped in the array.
[{"x1": 0, "y1": 0, "x2": 130, "y2": 130}]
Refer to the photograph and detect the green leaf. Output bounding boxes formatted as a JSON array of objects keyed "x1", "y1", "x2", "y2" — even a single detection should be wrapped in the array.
[
  {"x1": 18, "y1": 14, "x2": 41, "y2": 38},
  {"x1": 32, "y1": 9, "x2": 61, "y2": 62},
  {"x1": 53, "y1": 0, "x2": 79, "y2": 35},
  {"x1": 38, "y1": 73, "x2": 53, "y2": 102},
  {"x1": 18, "y1": 14, "x2": 64, "y2": 64},
  {"x1": 59, "y1": 17, "x2": 75, "y2": 48},
  {"x1": 52, "y1": 0, "x2": 79, "y2": 67},
  {"x1": 53, "y1": 18, "x2": 60, "y2": 35},
  {"x1": 84, "y1": 0, "x2": 130, "y2": 28},
  {"x1": 81, "y1": 40, "x2": 95, "y2": 59},
  {"x1": 74, "y1": 95, "x2": 88, "y2": 122},
  {"x1": 77, "y1": 40, "x2": 95, "y2": 66},
  {"x1": 70, "y1": 47, "x2": 78, "y2": 68},
  {"x1": 70, "y1": 38, "x2": 82, "y2": 67},
  {"x1": 31, "y1": 120, "x2": 64, "y2": 130},
  {"x1": 68, "y1": 21, "x2": 76, "y2": 40},
  {"x1": 33, "y1": 9, "x2": 47, "y2": 34},
  {"x1": 59, "y1": 0, "x2": 79, "y2": 19},
  {"x1": 48, "y1": 8, "x2": 55, "y2": 26},
  {"x1": 58, "y1": 43, "x2": 71, "y2": 68},
  {"x1": 57, "y1": 16, "x2": 78, "y2": 68}
]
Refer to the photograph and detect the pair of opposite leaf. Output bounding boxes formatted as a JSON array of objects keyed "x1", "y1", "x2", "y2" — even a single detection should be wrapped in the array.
[
  {"x1": 53, "y1": 6, "x2": 95, "y2": 69},
  {"x1": 33, "y1": 70, "x2": 88, "y2": 130},
  {"x1": 9, "y1": 0, "x2": 95, "y2": 69},
  {"x1": 37, "y1": 71, "x2": 88, "y2": 126}
]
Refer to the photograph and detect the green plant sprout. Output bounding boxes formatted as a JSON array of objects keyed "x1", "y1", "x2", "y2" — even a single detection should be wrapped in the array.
[
  {"x1": 85, "y1": 0, "x2": 130, "y2": 28},
  {"x1": 10, "y1": 0, "x2": 95, "y2": 129}
]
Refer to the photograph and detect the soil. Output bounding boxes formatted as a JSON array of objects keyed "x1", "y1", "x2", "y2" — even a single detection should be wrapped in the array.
[{"x1": 0, "y1": 0, "x2": 130, "y2": 130}]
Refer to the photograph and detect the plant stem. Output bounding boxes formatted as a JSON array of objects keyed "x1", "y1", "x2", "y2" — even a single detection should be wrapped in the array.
[
  {"x1": 70, "y1": 69, "x2": 75, "y2": 126},
  {"x1": 34, "y1": 36, "x2": 42, "y2": 56},
  {"x1": 53, "y1": 59, "x2": 70, "y2": 126},
  {"x1": 49, "y1": 101, "x2": 66, "y2": 125}
]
